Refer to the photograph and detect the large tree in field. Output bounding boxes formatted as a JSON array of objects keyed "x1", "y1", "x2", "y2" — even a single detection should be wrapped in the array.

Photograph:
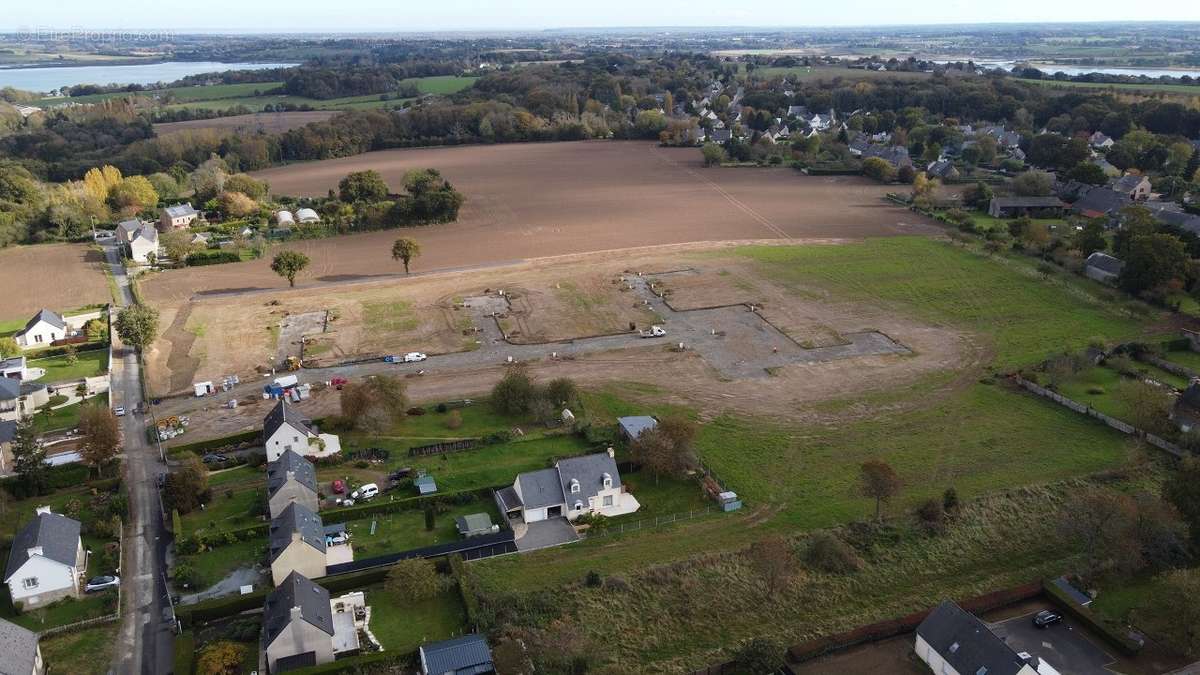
[
  {"x1": 859, "y1": 459, "x2": 901, "y2": 520},
  {"x1": 1119, "y1": 233, "x2": 1188, "y2": 295},
  {"x1": 490, "y1": 363, "x2": 536, "y2": 416},
  {"x1": 338, "y1": 170, "x2": 389, "y2": 203},
  {"x1": 270, "y1": 250, "x2": 310, "y2": 288},
  {"x1": 79, "y1": 403, "x2": 121, "y2": 476},
  {"x1": 391, "y1": 238, "x2": 421, "y2": 275},
  {"x1": 115, "y1": 304, "x2": 159, "y2": 350}
]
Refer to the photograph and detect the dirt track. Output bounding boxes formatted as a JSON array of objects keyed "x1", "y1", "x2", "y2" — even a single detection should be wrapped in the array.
[{"x1": 142, "y1": 140, "x2": 937, "y2": 309}]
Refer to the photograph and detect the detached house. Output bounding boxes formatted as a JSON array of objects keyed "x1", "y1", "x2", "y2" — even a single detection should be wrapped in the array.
[
  {"x1": 269, "y1": 503, "x2": 327, "y2": 585},
  {"x1": 1110, "y1": 174, "x2": 1152, "y2": 201},
  {"x1": 128, "y1": 225, "x2": 159, "y2": 264},
  {"x1": 263, "y1": 572, "x2": 335, "y2": 673},
  {"x1": 1089, "y1": 131, "x2": 1114, "y2": 149},
  {"x1": 159, "y1": 203, "x2": 199, "y2": 230},
  {"x1": 263, "y1": 400, "x2": 341, "y2": 462},
  {"x1": 115, "y1": 219, "x2": 143, "y2": 244},
  {"x1": 0, "y1": 617, "x2": 45, "y2": 675},
  {"x1": 496, "y1": 450, "x2": 640, "y2": 524},
  {"x1": 1085, "y1": 252, "x2": 1125, "y2": 285},
  {"x1": 3, "y1": 507, "x2": 86, "y2": 608},
  {"x1": 267, "y1": 450, "x2": 320, "y2": 518},
  {"x1": 0, "y1": 378, "x2": 50, "y2": 423},
  {"x1": 915, "y1": 600, "x2": 1039, "y2": 675},
  {"x1": 14, "y1": 310, "x2": 67, "y2": 349}
]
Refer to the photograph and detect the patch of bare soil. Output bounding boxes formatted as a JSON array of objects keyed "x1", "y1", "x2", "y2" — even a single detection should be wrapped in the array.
[
  {"x1": 0, "y1": 243, "x2": 111, "y2": 320},
  {"x1": 499, "y1": 273, "x2": 660, "y2": 343}
]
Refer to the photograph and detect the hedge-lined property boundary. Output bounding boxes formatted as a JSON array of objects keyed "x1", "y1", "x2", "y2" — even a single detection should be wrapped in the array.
[
  {"x1": 1042, "y1": 578, "x2": 1142, "y2": 656},
  {"x1": 177, "y1": 565, "x2": 394, "y2": 626}
]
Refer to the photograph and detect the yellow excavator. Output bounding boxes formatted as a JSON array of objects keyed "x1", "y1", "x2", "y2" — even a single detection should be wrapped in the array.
[{"x1": 285, "y1": 356, "x2": 303, "y2": 371}]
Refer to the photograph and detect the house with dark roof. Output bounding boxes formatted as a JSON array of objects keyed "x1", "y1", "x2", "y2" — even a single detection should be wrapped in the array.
[
  {"x1": 987, "y1": 196, "x2": 1064, "y2": 219},
  {"x1": 0, "y1": 617, "x2": 44, "y2": 675},
  {"x1": 1071, "y1": 187, "x2": 1131, "y2": 218},
  {"x1": 926, "y1": 160, "x2": 960, "y2": 181},
  {"x1": 419, "y1": 634, "x2": 496, "y2": 675},
  {"x1": 617, "y1": 415, "x2": 658, "y2": 442},
  {"x1": 14, "y1": 310, "x2": 66, "y2": 350},
  {"x1": 0, "y1": 379, "x2": 49, "y2": 423},
  {"x1": 1172, "y1": 382, "x2": 1200, "y2": 432},
  {"x1": 914, "y1": 600, "x2": 1038, "y2": 675},
  {"x1": 269, "y1": 503, "x2": 328, "y2": 585},
  {"x1": 263, "y1": 399, "x2": 342, "y2": 462},
  {"x1": 115, "y1": 218, "x2": 143, "y2": 245},
  {"x1": 862, "y1": 144, "x2": 913, "y2": 169},
  {"x1": 1089, "y1": 131, "x2": 1114, "y2": 149},
  {"x1": 1085, "y1": 252, "x2": 1125, "y2": 285},
  {"x1": 158, "y1": 203, "x2": 199, "y2": 230},
  {"x1": 496, "y1": 449, "x2": 640, "y2": 523},
  {"x1": 263, "y1": 572, "x2": 335, "y2": 673},
  {"x1": 267, "y1": 450, "x2": 320, "y2": 518},
  {"x1": 3, "y1": 507, "x2": 86, "y2": 608},
  {"x1": 1109, "y1": 174, "x2": 1152, "y2": 201}
]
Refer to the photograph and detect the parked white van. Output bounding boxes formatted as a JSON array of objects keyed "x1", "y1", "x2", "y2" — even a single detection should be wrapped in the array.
[{"x1": 352, "y1": 483, "x2": 379, "y2": 500}]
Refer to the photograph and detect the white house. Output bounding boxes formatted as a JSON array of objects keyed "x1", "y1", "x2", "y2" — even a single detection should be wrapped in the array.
[
  {"x1": 115, "y1": 219, "x2": 143, "y2": 244},
  {"x1": 159, "y1": 203, "x2": 199, "y2": 230},
  {"x1": 914, "y1": 600, "x2": 1039, "y2": 675},
  {"x1": 128, "y1": 225, "x2": 160, "y2": 264},
  {"x1": 496, "y1": 449, "x2": 639, "y2": 523},
  {"x1": 0, "y1": 378, "x2": 50, "y2": 422},
  {"x1": 263, "y1": 399, "x2": 340, "y2": 462},
  {"x1": 296, "y1": 208, "x2": 320, "y2": 224},
  {"x1": 3, "y1": 507, "x2": 86, "y2": 609},
  {"x1": 14, "y1": 310, "x2": 67, "y2": 349},
  {"x1": 0, "y1": 617, "x2": 45, "y2": 675}
]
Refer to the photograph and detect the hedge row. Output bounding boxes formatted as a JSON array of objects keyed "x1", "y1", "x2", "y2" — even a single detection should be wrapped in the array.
[
  {"x1": 26, "y1": 342, "x2": 108, "y2": 359},
  {"x1": 185, "y1": 250, "x2": 242, "y2": 266},
  {"x1": 173, "y1": 631, "x2": 195, "y2": 675},
  {"x1": 0, "y1": 464, "x2": 92, "y2": 498},
  {"x1": 1042, "y1": 578, "x2": 1142, "y2": 656},
  {"x1": 168, "y1": 429, "x2": 261, "y2": 456},
  {"x1": 448, "y1": 553, "x2": 480, "y2": 629},
  {"x1": 288, "y1": 649, "x2": 414, "y2": 674}
]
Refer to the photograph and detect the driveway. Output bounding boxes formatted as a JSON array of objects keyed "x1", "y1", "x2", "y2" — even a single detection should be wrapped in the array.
[
  {"x1": 989, "y1": 611, "x2": 1116, "y2": 675},
  {"x1": 515, "y1": 517, "x2": 579, "y2": 551}
]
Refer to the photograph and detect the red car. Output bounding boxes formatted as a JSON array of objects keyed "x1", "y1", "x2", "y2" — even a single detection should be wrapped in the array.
[
  {"x1": 331, "y1": 377, "x2": 348, "y2": 390},
  {"x1": 331, "y1": 479, "x2": 346, "y2": 494}
]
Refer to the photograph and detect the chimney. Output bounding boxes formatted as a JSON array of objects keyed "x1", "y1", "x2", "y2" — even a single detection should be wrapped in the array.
[
  {"x1": 606, "y1": 447, "x2": 615, "y2": 459},
  {"x1": 27, "y1": 546, "x2": 43, "y2": 558},
  {"x1": 35, "y1": 505, "x2": 51, "y2": 516},
  {"x1": 289, "y1": 604, "x2": 304, "y2": 624},
  {"x1": 286, "y1": 470, "x2": 295, "y2": 483},
  {"x1": 292, "y1": 531, "x2": 302, "y2": 544}
]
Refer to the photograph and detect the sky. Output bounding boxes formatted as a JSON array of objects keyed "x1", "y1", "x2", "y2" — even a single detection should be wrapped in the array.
[{"x1": 5, "y1": 0, "x2": 1200, "y2": 33}]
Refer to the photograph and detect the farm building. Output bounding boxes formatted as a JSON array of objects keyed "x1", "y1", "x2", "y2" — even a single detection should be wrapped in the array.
[
  {"x1": 1070, "y1": 187, "x2": 1130, "y2": 218},
  {"x1": 987, "y1": 197, "x2": 1064, "y2": 219},
  {"x1": 1084, "y1": 252, "x2": 1124, "y2": 285},
  {"x1": 914, "y1": 600, "x2": 1038, "y2": 675},
  {"x1": 296, "y1": 208, "x2": 320, "y2": 224},
  {"x1": 276, "y1": 210, "x2": 296, "y2": 227}
]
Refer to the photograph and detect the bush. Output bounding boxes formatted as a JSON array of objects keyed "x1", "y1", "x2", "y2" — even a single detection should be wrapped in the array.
[
  {"x1": 802, "y1": 532, "x2": 863, "y2": 573},
  {"x1": 445, "y1": 409, "x2": 463, "y2": 430},
  {"x1": 916, "y1": 498, "x2": 946, "y2": 534},
  {"x1": 185, "y1": 250, "x2": 242, "y2": 266}
]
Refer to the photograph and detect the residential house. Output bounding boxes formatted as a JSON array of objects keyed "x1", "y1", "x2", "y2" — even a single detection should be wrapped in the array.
[
  {"x1": 1091, "y1": 157, "x2": 1120, "y2": 177},
  {"x1": 1085, "y1": 252, "x2": 1124, "y2": 284},
  {"x1": 296, "y1": 208, "x2": 320, "y2": 224},
  {"x1": 926, "y1": 160, "x2": 960, "y2": 181},
  {"x1": 3, "y1": 507, "x2": 86, "y2": 608},
  {"x1": 269, "y1": 503, "x2": 327, "y2": 585},
  {"x1": 1173, "y1": 382, "x2": 1200, "y2": 432},
  {"x1": 267, "y1": 450, "x2": 320, "y2": 519},
  {"x1": 263, "y1": 399, "x2": 341, "y2": 462},
  {"x1": 786, "y1": 105, "x2": 809, "y2": 119},
  {"x1": 0, "y1": 378, "x2": 49, "y2": 422},
  {"x1": 419, "y1": 634, "x2": 496, "y2": 675},
  {"x1": 987, "y1": 196, "x2": 1065, "y2": 219},
  {"x1": 1071, "y1": 187, "x2": 1131, "y2": 218},
  {"x1": 263, "y1": 572, "x2": 335, "y2": 673},
  {"x1": 128, "y1": 225, "x2": 160, "y2": 264},
  {"x1": 709, "y1": 128, "x2": 732, "y2": 143},
  {"x1": 1089, "y1": 131, "x2": 1114, "y2": 149},
  {"x1": 1109, "y1": 174, "x2": 1152, "y2": 201},
  {"x1": 14, "y1": 310, "x2": 67, "y2": 349},
  {"x1": 0, "y1": 419, "x2": 16, "y2": 475},
  {"x1": 862, "y1": 145, "x2": 913, "y2": 169},
  {"x1": 1146, "y1": 202, "x2": 1200, "y2": 236},
  {"x1": 115, "y1": 219, "x2": 143, "y2": 244},
  {"x1": 848, "y1": 137, "x2": 872, "y2": 157},
  {"x1": 496, "y1": 449, "x2": 640, "y2": 523},
  {"x1": 617, "y1": 415, "x2": 658, "y2": 442},
  {"x1": 159, "y1": 203, "x2": 199, "y2": 230},
  {"x1": 1, "y1": 356, "x2": 33, "y2": 381},
  {"x1": 914, "y1": 600, "x2": 1039, "y2": 675},
  {"x1": 0, "y1": 617, "x2": 45, "y2": 675}
]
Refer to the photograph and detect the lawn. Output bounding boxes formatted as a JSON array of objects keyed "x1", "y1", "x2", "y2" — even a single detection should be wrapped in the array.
[
  {"x1": 28, "y1": 348, "x2": 108, "y2": 384},
  {"x1": 364, "y1": 586, "x2": 466, "y2": 653},
  {"x1": 342, "y1": 499, "x2": 500, "y2": 558},
  {"x1": 1055, "y1": 366, "x2": 1136, "y2": 420},
  {"x1": 38, "y1": 622, "x2": 119, "y2": 674},
  {"x1": 179, "y1": 484, "x2": 263, "y2": 536},
  {"x1": 0, "y1": 587, "x2": 115, "y2": 631},
  {"x1": 1163, "y1": 348, "x2": 1200, "y2": 373},
  {"x1": 36, "y1": 81, "x2": 285, "y2": 106},
  {"x1": 154, "y1": 75, "x2": 477, "y2": 112},
  {"x1": 1018, "y1": 77, "x2": 1200, "y2": 96},
  {"x1": 180, "y1": 538, "x2": 266, "y2": 591},
  {"x1": 933, "y1": 208, "x2": 1067, "y2": 235},
  {"x1": 31, "y1": 392, "x2": 108, "y2": 433}
]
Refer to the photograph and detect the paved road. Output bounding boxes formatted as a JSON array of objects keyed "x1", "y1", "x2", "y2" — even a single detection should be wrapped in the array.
[{"x1": 107, "y1": 244, "x2": 175, "y2": 675}]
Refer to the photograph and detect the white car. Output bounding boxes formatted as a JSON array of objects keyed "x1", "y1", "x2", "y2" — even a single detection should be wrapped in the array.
[
  {"x1": 351, "y1": 483, "x2": 379, "y2": 500},
  {"x1": 403, "y1": 352, "x2": 427, "y2": 363},
  {"x1": 326, "y1": 532, "x2": 349, "y2": 546},
  {"x1": 113, "y1": 407, "x2": 126, "y2": 417},
  {"x1": 85, "y1": 575, "x2": 120, "y2": 592}
]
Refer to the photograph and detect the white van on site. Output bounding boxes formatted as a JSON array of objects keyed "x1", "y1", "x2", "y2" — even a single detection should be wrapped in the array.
[{"x1": 352, "y1": 483, "x2": 379, "y2": 501}]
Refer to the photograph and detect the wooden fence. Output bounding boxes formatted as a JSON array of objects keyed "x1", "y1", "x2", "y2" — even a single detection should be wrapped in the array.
[{"x1": 409, "y1": 438, "x2": 477, "y2": 457}]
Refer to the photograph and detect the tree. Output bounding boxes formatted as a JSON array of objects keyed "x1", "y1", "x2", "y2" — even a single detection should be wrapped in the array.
[
  {"x1": 385, "y1": 558, "x2": 440, "y2": 602},
  {"x1": 79, "y1": 403, "x2": 120, "y2": 476},
  {"x1": 160, "y1": 229, "x2": 201, "y2": 263},
  {"x1": 196, "y1": 641, "x2": 246, "y2": 675},
  {"x1": 1012, "y1": 170, "x2": 1054, "y2": 197},
  {"x1": 861, "y1": 157, "x2": 896, "y2": 183},
  {"x1": 1065, "y1": 161, "x2": 1108, "y2": 186},
  {"x1": 217, "y1": 191, "x2": 258, "y2": 218},
  {"x1": 544, "y1": 378, "x2": 578, "y2": 408},
  {"x1": 1073, "y1": 219, "x2": 1108, "y2": 256},
  {"x1": 962, "y1": 181, "x2": 994, "y2": 209},
  {"x1": 108, "y1": 175, "x2": 159, "y2": 214},
  {"x1": 10, "y1": 418, "x2": 48, "y2": 496},
  {"x1": 0, "y1": 336, "x2": 18, "y2": 358},
  {"x1": 114, "y1": 304, "x2": 159, "y2": 350},
  {"x1": 859, "y1": 459, "x2": 901, "y2": 520},
  {"x1": 391, "y1": 238, "x2": 421, "y2": 275},
  {"x1": 747, "y1": 536, "x2": 797, "y2": 594},
  {"x1": 916, "y1": 498, "x2": 946, "y2": 534},
  {"x1": 223, "y1": 173, "x2": 268, "y2": 200},
  {"x1": 271, "y1": 250, "x2": 310, "y2": 288},
  {"x1": 490, "y1": 363, "x2": 536, "y2": 415},
  {"x1": 731, "y1": 637, "x2": 781, "y2": 674},
  {"x1": 630, "y1": 416, "x2": 697, "y2": 484},
  {"x1": 339, "y1": 375, "x2": 407, "y2": 432},
  {"x1": 911, "y1": 173, "x2": 940, "y2": 208},
  {"x1": 1021, "y1": 221, "x2": 1052, "y2": 251},
  {"x1": 338, "y1": 170, "x2": 389, "y2": 203},
  {"x1": 163, "y1": 456, "x2": 209, "y2": 514},
  {"x1": 1119, "y1": 233, "x2": 1188, "y2": 295},
  {"x1": 1116, "y1": 379, "x2": 1175, "y2": 437},
  {"x1": 1165, "y1": 457, "x2": 1200, "y2": 547},
  {"x1": 701, "y1": 142, "x2": 726, "y2": 167}
]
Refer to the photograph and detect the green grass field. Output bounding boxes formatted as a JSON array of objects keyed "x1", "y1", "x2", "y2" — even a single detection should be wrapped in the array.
[
  {"x1": 38, "y1": 623, "x2": 119, "y2": 675},
  {"x1": 180, "y1": 538, "x2": 265, "y2": 591},
  {"x1": 1018, "y1": 77, "x2": 1200, "y2": 96},
  {"x1": 365, "y1": 586, "x2": 465, "y2": 653},
  {"x1": 31, "y1": 392, "x2": 108, "y2": 433},
  {"x1": 28, "y1": 348, "x2": 108, "y2": 384}
]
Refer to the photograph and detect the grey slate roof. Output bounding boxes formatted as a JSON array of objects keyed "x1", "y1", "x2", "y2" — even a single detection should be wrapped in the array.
[
  {"x1": 1072, "y1": 187, "x2": 1130, "y2": 216},
  {"x1": 617, "y1": 415, "x2": 657, "y2": 440},
  {"x1": 117, "y1": 219, "x2": 141, "y2": 235},
  {"x1": 557, "y1": 452, "x2": 622, "y2": 505},
  {"x1": 496, "y1": 486, "x2": 522, "y2": 511},
  {"x1": 917, "y1": 600, "x2": 1028, "y2": 675},
  {"x1": 163, "y1": 203, "x2": 198, "y2": 218},
  {"x1": 24, "y1": 309, "x2": 65, "y2": 333},
  {"x1": 0, "y1": 419, "x2": 16, "y2": 444},
  {"x1": 263, "y1": 571, "x2": 334, "y2": 649},
  {"x1": 264, "y1": 399, "x2": 311, "y2": 442},
  {"x1": 420, "y1": 634, "x2": 494, "y2": 675},
  {"x1": 4, "y1": 511, "x2": 81, "y2": 581},
  {"x1": 1111, "y1": 174, "x2": 1149, "y2": 194},
  {"x1": 0, "y1": 617, "x2": 40, "y2": 675},
  {"x1": 269, "y1": 503, "x2": 326, "y2": 562},
  {"x1": 0, "y1": 378, "x2": 19, "y2": 401},
  {"x1": 1086, "y1": 252, "x2": 1125, "y2": 276},
  {"x1": 267, "y1": 450, "x2": 318, "y2": 500},
  {"x1": 990, "y1": 196, "x2": 1063, "y2": 209},
  {"x1": 516, "y1": 468, "x2": 566, "y2": 510}
]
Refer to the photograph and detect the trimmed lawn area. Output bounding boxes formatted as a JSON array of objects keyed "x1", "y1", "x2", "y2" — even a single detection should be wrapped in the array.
[
  {"x1": 933, "y1": 209, "x2": 1067, "y2": 235},
  {"x1": 1055, "y1": 366, "x2": 1134, "y2": 420},
  {"x1": 28, "y1": 348, "x2": 108, "y2": 384},
  {"x1": 31, "y1": 392, "x2": 108, "y2": 433},
  {"x1": 1163, "y1": 348, "x2": 1200, "y2": 373},
  {"x1": 343, "y1": 499, "x2": 500, "y2": 558},
  {"x1": 179, "y1": 478, "x2": 263, "y2": 536},
  {"x1": 180, "y1": 538, "x2": 266, "y2": 591},
  {"x1": 616, "y1": 471, "x2": 710, "y2": 521},
  {"x1": 365, "y1": 586, "x2": 465, "y2": 653},
  {"x1": 0, "y1": 588, "x2": 115, "y2": 631},
  {"x1": 39, "y1": 622, "x2": 119, "y2": 675}
]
